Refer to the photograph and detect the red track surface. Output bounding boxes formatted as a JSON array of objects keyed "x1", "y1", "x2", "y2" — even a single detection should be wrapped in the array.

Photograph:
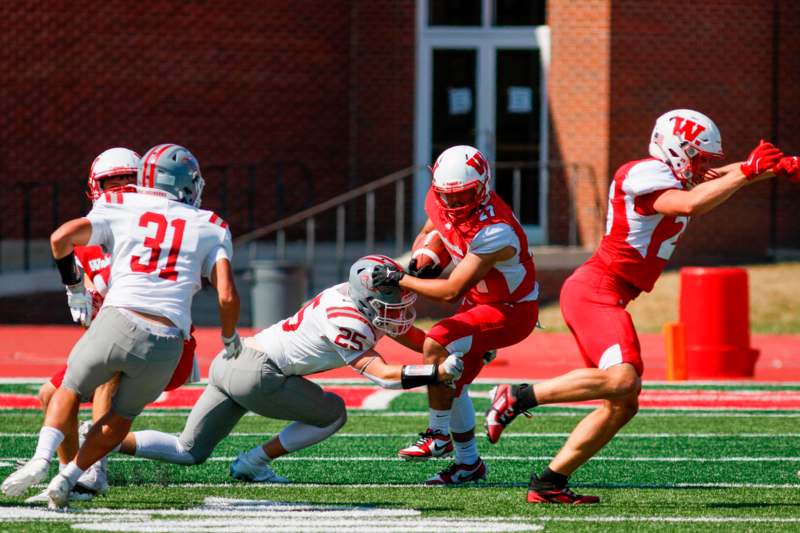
[{"x1": 1, "y1": 325, "x2": 799, "y2": 382}]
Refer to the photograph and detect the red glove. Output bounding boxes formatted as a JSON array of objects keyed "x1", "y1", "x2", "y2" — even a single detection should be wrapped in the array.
[
  {"x1": 774, "y1": 156, "x2": 800, "y2": 183},
  {"x1": 740, "y1": 140, "x2": 784, "y2": 180}
]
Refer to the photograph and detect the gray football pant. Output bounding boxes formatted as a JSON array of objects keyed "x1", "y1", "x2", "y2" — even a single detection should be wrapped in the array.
[
  {"x1": 178, "y1": 346, "x2": 346, "y2": 464},
  {"x1": 61, "y1": 307, "x2": 182, "y2": 419}
]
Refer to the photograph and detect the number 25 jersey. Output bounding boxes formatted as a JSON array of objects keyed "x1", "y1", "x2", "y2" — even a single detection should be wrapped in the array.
[
  {"x1": 595, "y1": 158, "x2": 689, "y2": 293},
  {"x1": 253, "y1": 283, "x2": 384, "y2": 376},
  {"x1": 86, "y1": 191, "x2": 232, "y2": 337}
]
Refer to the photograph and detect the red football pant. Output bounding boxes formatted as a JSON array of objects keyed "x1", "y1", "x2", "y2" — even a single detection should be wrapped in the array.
[
  {"x1": 560, "y1": 261, "x2": 644, "y2": 376},
  {"x1": 427, "y1": 299, "x2": 539, "y2": 394}
]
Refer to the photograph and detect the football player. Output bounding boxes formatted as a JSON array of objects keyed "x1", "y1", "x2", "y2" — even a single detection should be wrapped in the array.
[
  {"x1": 2, "y1": 144, "x2": 239, "y2": 508},
  {"x1": 30, "y1": 148, "x2": 202, "y2": 502},
  {"x1": 371, "y1": 145, "x2": 539, "y2": 485},
  {"x1": 484, "y1": 109, "x2": 787, "y2": 503},
  {"x1": 114, "y1": 255, "x2": 463, "y2": 483}
]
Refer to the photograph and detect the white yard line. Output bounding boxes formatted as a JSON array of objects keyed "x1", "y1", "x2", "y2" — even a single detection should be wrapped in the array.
[
  {"x1": 4, "y1": 432, "x2": 800, "y2": 438},
  {"x1": 4, "y1": 455, "x2": 800, "y2": 463}
]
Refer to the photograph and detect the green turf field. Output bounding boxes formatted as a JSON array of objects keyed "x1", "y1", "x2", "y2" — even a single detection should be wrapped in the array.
[{"x1": 2, "y1": 383, "x2": 800, "y2": 532}]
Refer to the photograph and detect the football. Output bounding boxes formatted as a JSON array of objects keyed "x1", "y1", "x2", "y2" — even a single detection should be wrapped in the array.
[{"x1": 409, "y1": 230, "x2": 452, "y2": 278}]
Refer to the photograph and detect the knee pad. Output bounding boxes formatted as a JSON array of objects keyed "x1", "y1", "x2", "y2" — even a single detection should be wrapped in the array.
[{"x1": 318, "y1": 392, "x2": 346, "y2": 427}]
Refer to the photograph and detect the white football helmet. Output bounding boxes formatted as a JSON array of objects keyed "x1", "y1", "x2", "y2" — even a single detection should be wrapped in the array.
[
  {"x1": 431, "y1": 145, "x2": 491, "y2": 220},
  {"x1": 87, "y1": 148, "x2": 141, "y2": 200},
  {"x1": 648, "y1": 109, "x2": 723, "y2": 185},
  {"x1": 348, "y1": 255, "x2": 417, "y2": 336}
]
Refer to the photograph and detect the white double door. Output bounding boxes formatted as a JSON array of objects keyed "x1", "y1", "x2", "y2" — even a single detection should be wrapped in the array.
[{"x1": 413, "y1": 20, "x2": 550, "y2": 244}]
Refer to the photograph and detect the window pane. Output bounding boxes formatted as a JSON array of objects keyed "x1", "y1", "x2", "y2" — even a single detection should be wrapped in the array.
[
  {"x1": 493, "y1": 0, "x2": 546, "y2": 26},
  {"x1": 432, "y1": 49, "x2": 477, "y2": 162},
  {"x1": 429, "y1": 0, "x2": 482, "y2": 26},
  {"x1": 494, "y1": 49, "x2": 541, "y2": 225}
]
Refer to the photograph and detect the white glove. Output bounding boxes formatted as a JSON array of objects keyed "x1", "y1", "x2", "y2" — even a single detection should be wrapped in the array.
[
  {"x1": 441, "y1": 353, "x2": 464, "y2": 388},
  {"x1": 222, "y1": 331, "x2": 242, "y2": 359},
  {"x1": 66, "y1": 283, "x2": 93, "y2": 327}
]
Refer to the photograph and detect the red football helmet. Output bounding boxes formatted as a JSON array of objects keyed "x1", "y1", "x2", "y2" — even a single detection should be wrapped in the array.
[
  {"x1": 87, "y1": 147, "x2": 141, "y2": 200},
  {"x1": 431, "y1": 145, "x2": 491, "y2": 221}
]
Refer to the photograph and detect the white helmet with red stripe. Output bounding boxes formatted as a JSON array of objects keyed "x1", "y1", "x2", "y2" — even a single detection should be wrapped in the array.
[
  {"x1": 431, "y1": 145, "x2": 491, "y2": 221},
  {"x1": 87, "y1": 147, "x2": 140, "y2": 201},
  {"x1": 138, "y1": 144, "x2": 205, "y2": 207},
  {"x1": 348, "y1": 255, "x2": 417, "y2": 336},
  {"x1": 648, "y1": 109, "x2": 723, "y2": 185}
]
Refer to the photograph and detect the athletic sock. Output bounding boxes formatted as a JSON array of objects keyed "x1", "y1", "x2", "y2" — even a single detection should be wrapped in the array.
[
  {"x1": 513, "y1": 383, "x2": 538, "y2": 411},
  {"x1": 244, "y1": 445, "x2": 269, "y2": 465},
  {"x1": 539, "y1": 467, "x2": 568, "y2": 489},
  {"x1": 61, "y1": 462, "x2": 85, "y2": 486},
  {"x1": 454, "y1": 438, "x2": 479, "y2": 465},
  {"x1": 33, "y1": 426, "x2": 65, "y2": 463},
  {"x1": 428, "y1": 409, "x2": 451, "y2": 435}
]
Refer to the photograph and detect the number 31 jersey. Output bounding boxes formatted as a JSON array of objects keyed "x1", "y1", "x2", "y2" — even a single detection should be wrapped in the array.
[
  {"x1": 595, "y1": 158, "x2": 689, "y2": 293},
  {"x1": 86, "y1": 190, "x2": 232, "y2": 337},
  {"x1": 253, "y1": 283, "x2": 384, "y2": 376}
]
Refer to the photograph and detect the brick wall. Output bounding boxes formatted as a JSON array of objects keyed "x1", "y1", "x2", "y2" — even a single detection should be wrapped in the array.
[
  {"x1": 548, "y1": 0, "x2": 800, "y2": 260},
  {"x1": 0, "y1": 0, "x2": 415, "y2": 242}
]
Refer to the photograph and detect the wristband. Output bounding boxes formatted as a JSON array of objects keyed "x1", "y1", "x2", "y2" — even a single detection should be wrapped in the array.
[
  {"x1": 400, "y1": 363, "x2": 439, "y2": 389},
  {"x1": 55, "y1": 252, "x2": 81, "y2": 286}
]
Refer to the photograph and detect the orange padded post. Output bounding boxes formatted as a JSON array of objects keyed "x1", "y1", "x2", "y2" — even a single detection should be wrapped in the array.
[{"x1": 663, "y1": 322, "x2": 687, "y2": 381}]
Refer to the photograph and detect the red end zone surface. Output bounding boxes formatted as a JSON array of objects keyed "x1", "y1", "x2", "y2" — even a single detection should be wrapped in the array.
[{"x1": 1, "y1": 325, "x2": 799, "y2": 382}]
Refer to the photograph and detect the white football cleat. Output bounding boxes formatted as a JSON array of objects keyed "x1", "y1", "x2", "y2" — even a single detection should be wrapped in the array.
[
  {"x1": 46, "y1": 474, "x2": 72, "y2": 509},
  {"x1": 26, "y1": 487, "x2": 94, "y2": 504},
  {"x1": 75, "y1": 456, "x2": 109, "y2": 496},
  {"x1": 1, "y1": 458, "x2": 50, "y2": 497},
  {"x1": 230, "y1": 453, "x2": 289, "y2": 483}
]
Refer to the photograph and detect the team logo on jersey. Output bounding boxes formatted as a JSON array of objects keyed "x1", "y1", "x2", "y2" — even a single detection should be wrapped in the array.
[
  {"x1": 670, "y1": 117, "x2": 706, "y2": 143},
  {"x1": 466, "y1": 151, "x2": 488, "y2": 177},
  {"x1": 88, "y1": 256, "x2": 110, "y2": 272}
]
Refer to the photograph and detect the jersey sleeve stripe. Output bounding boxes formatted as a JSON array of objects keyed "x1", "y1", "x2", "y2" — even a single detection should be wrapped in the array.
[
  {"x1": 327, "y1": 306, "x2": 361, "y2": 314},
  {"x1": 327, "y1": 312, "x2": 371, "y2": 326},
  {"x1": 209, "y1": 213, "x2": 229, "y2": 229}
]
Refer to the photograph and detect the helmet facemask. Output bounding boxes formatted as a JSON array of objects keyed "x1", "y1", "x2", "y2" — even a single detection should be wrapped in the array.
[{"x1": 368, "y1": 289, "x2": 417, "y2": 336}]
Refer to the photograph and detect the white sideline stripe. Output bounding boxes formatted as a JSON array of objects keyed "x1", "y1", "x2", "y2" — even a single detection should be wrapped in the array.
[
  {"x1": 17, "y1": 482, "x2": 800, "y2": 490},
  {"x1": 5, "y1": 409, "x2": 800, "y2": 418},
  {"x1": 359, "y1": 390, "x2": 403, "y2": 410},
  {"x1": 5, "y1": 431, "x2": 800, "y2": 439},
  {"x1": 539, "y1": 516, "x2": 800, "y2": 524},
  {"x1": 5, "y1": 455, "x2": 800, "y2": 463}
]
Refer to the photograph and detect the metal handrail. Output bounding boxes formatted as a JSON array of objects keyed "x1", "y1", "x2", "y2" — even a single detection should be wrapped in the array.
[{"x1": 235, "y1": 165, "x2": 420, "y2": 245}]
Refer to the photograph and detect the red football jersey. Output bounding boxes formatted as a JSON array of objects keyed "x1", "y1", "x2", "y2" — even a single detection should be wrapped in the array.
[
  {"x1": 73, "y1": 245, "x2": 111, "y2": 296},
  {"x1": 425, "y1": 189, "x2": 537, "y2": 304},
  {"x1": 595, "y1": 158, "x2": 689, "y2": 292}
]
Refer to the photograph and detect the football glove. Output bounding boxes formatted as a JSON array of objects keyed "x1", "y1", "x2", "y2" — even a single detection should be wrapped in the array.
[
  {"x1": 222, "y1": 331, "x2": 242, "y2": 359},
  {"x1": 408, "y1": 257, "x2": 443, "y2": 279},
  {"x1": 66, "y1": 283, "x2": 93, "y2": 327},
  {"x1": 440, "y1": 352, "x2": 464, "y2": 388},
  {"x1": 371, "y1": 264, "x2": 405, "y2": 288},
  {"x1": 740, "y1": 140, "x2": 783, "y2": 180}
]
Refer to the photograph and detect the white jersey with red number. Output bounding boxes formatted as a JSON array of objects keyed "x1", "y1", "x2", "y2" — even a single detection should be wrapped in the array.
[
  {"x1": 425, "y1": 190, "x2": 538, "y2": 304},
  {"x1": 253, "y1": 283, "x2": 383, "y2": 376},
  {"x1": 74, "y1": 245, "x2": 111, "y2": 296},
  {"x1": 86, "y1": 190, "x2": 232, "y2": 337},
  {"x1": 596, "y1": 158, "x2": 689, "y2": 292}
]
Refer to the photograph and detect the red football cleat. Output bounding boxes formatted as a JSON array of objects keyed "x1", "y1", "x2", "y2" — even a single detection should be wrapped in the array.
[
  {"x1": 527, "y1": 474, "x2": 599, "y2": 504},
  {"x1": 425, "y1": 458, "x2": 488, "y2": 486},
  {"x1": 484, "y1": 384, "x2": 531, "y2": 444},
  {"x1": 398, "y1": 429, "x2": 453, "y2": 461}
]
